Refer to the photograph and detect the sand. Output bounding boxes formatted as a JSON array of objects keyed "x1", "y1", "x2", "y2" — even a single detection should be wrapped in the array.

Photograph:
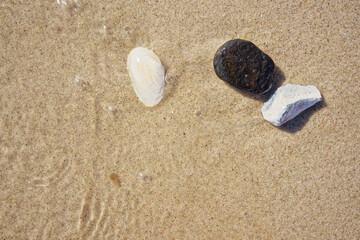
[{"x1": 0, "y1": 0, "x2": 359, "y2": 239}]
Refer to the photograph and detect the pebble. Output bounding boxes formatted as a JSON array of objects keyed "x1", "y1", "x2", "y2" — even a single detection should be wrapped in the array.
[
  {"x1": 127, "y1": 47, "x2": 165, "y2": 107},
  {"x1": 261, "y1": 84, "x2": 322, "y2": 126},
  {"x1": 108, "y1": 106, "x2": 120, "y2": 118},
  {"x1": 194, "y1": 110, "x2": 202, "y2": 117},
  {"x1": 138, "y1": 173, "x2": 152, "y2": 183},
  {"x1": 74, "y1": 75, "x2": 90, "y2": 90},
  {"x1": 56, "y1": 0, "x2": 79, "y2": 14},
  {"x1": 109, "y1": 173, "x2": 121, "y2": 187},
  {"x1": 213, "y1": 39, "x2": 275, "y2": 94}
]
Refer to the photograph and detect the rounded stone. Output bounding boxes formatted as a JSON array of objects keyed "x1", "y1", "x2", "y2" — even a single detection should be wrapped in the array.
[{"x1": 213, "y1": 39, "x2": 275, "y2": 94}]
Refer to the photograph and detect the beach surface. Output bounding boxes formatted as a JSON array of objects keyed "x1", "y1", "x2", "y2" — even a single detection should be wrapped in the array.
[{"x1": 0, "y1": 0, "x2": 359, "y2": 239}]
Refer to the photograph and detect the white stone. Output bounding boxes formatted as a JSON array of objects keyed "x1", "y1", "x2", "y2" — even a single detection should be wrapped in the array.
[
  {"x1": 127, "y1": 47, "x2": 165, "y2": 107},
  {"x1": 261, "y1": 84, "x2": 322, "y2": 126}
]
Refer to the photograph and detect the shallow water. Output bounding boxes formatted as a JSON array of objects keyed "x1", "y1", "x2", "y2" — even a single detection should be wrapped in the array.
[{"x1": 1, "y1": 0, "x2": 359, "y2": 239}]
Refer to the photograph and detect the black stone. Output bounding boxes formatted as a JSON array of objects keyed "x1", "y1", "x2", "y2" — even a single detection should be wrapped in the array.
[{"x1": 213, "y1": 39, "x2": 275, "y2": 94}]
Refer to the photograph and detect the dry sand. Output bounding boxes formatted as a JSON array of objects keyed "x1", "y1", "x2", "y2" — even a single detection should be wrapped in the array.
[{"x1": 0, "y1": 0, "x2": 359, "y2": 239}]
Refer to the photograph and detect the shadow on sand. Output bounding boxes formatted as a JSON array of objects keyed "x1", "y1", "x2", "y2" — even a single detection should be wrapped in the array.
[{"x1": 279, "y1": 98, "x2": 327, "y2": 133}]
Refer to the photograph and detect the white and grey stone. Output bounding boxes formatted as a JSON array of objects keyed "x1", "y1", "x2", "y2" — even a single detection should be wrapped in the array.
[{"x1": 262, "y1": 84, "x2": 322, "y2": 126}]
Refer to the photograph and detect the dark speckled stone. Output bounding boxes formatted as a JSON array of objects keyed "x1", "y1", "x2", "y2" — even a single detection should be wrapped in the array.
[{"x1": 214, "y1": 39, "x2": 275, "y2": 94}]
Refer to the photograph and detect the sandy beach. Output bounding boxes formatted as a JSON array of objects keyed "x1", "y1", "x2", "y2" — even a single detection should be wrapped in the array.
[{"x1": 0, "y1": 0, "x2": 359, "y2": 239}]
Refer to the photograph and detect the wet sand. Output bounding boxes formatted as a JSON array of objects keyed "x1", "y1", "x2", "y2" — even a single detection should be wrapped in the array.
[{"x1": 0, "y1": 0, "x2": 359, "y2": 239}]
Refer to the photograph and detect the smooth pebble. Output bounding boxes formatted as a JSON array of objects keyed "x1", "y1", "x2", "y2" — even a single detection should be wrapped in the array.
[{"x1": 214, "y1": 39, "x2": 275, "y2": 94}]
